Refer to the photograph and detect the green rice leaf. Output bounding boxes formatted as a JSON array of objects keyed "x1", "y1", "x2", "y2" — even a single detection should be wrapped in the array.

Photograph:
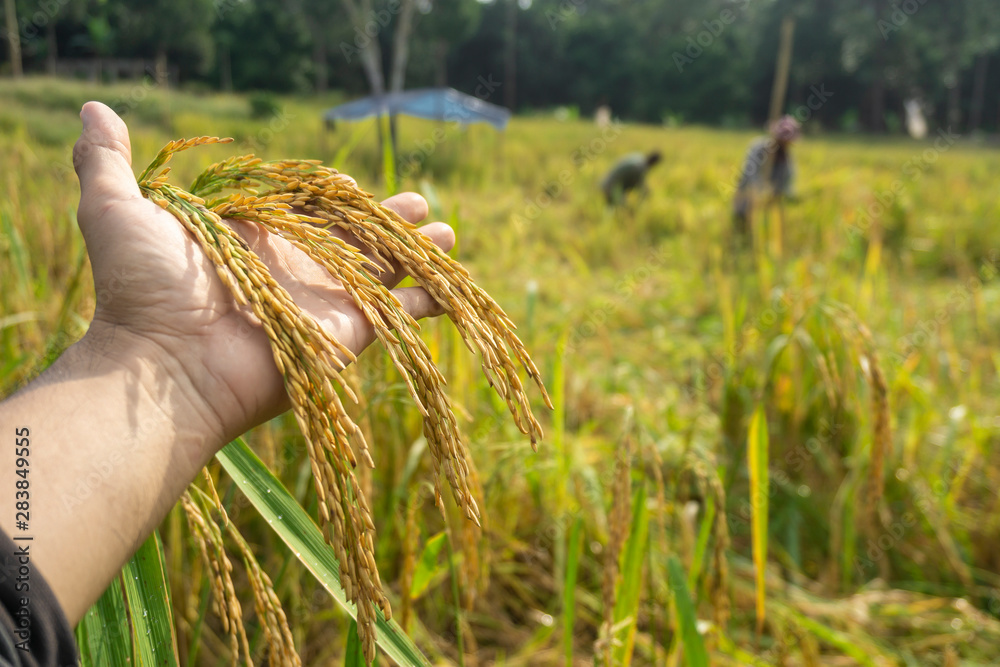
[
  {"x1": 0, "y1": 206, "x2": 31, "y2": 303},
  {"x1": 781, "y1": 608, "x2": 878, "y2": 666},
  {"x1": 688, "y1": 494, "x2": 715, "y2": 592},
  {"x1": 611, "y1": 484, "x2": 650, "y2": 666},
  {"x1": 216, "y1": 437, "x2": 431, "y2": 667},
  {"x1": 668, "y1": 556, "x2": 709, "y2": 667},
  {"x1": 409, "y1": 531, "x2": 447, "y2": 599},
  {"x1": 75, "y1": 577, "x2": 132, "y2": 667},
  {"x1": 381, "y1": 114, "x2": 398, "y2": 195},
  {"x1": 120, "y1": 530, "x2": 179, "y2": 666},
  {"x1": 345, "y1": 619, "x2": 367, "y2": 667}
]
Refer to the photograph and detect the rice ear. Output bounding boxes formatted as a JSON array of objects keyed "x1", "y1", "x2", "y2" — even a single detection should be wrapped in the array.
[{"x1": 140, "y1": 138, "x2": 551, "y2": 660}]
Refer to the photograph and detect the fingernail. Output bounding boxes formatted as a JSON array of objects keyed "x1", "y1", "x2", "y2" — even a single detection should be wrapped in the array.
[{"x1": 80, "y1": 102, "x2": 95, "y2": 130}]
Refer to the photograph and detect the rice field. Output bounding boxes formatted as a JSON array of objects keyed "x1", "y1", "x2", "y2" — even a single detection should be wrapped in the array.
[{"x1": 3, "y1": 77, "x2": 1000, "y2": 665}]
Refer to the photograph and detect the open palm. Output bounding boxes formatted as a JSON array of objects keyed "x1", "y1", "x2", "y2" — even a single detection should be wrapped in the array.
[{"x1": 73, "y1": 102, "x2": 454, "y2": 447}]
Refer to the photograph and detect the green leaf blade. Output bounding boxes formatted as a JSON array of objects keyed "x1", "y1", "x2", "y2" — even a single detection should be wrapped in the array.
[
  {"x1": 611, "y1": 484, "x2": 650, "y2": 666},
  {"x1": 121, "y1": 530, "x2": 179, "y2": 667},
  {"x1": 75, "y1": 576, "x2": 132, "y2": 667},
  {"x1": 409, "y1": 531, "x2": 447, "y2": 600},
  {"x1": 345, "y1": 619, "x2": 367, "y2": 667},
  {"x1": 216, "y1": 437, "x2": 431, "y2": 667},
  {"x1": 668, "y1": 556, "x2": 709, "y2": 667}
]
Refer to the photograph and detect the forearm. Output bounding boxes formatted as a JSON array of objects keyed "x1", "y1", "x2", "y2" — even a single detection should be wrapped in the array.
[{"x1": 0, "y1": 323, "x2": 221, "y2": 624}]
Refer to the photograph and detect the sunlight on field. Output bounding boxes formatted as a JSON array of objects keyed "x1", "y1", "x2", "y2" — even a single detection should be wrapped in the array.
[{"x1": 3, "y1": 78, "x2": 1000, "y2": 664}]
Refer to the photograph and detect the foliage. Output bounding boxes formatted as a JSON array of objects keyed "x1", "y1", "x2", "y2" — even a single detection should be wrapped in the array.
[
  {"x1": 4, "y1": 3, "x2": 1000, "y2": 130},
  {"x1": 4, "y1": 78, "x2": 1000, "y2": 664},
  {"x1": 111, "y1": 0, "x2": 217, "y2": 73}
]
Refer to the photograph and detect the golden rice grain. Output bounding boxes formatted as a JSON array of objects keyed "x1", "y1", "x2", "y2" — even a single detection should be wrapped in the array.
[{"x1": 140, "y1": 138, "x2": 550, "y2": 661}]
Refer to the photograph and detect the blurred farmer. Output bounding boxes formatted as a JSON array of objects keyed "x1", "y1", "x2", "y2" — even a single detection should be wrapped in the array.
[
  {"x1": 601, "y1": 150, "x2": 662, "y2": 206},
  {"x1": 732, "y1": 115, "x2": 801, "y2": 239}
]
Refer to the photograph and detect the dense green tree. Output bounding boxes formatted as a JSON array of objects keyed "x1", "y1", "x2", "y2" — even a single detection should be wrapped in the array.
[
  {"x1": 410, "y1": 0, "x2": 481, "y2": 87},
  {"x1": 112, "y1": 0, "x2": 216, "y2": 83},
  {"x1": 212, "y1": 0, "x2": 313, "y2": 92},
  {"x1": 4, "y1": 0, "x2": 1000, "y2": 133}
]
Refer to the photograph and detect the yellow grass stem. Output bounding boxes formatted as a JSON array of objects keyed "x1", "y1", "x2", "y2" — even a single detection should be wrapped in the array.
[{"x1": 748, "y1": 404, "x2": 770, "y2": 636}]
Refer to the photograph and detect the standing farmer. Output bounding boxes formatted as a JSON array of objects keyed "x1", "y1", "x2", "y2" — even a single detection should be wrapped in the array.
[
  {"x1": 601, "y1": 150, "x2": 662, "y2": 206},
  {"x1": 732, "y1": 115, "x2": 800, "y2": 243}
]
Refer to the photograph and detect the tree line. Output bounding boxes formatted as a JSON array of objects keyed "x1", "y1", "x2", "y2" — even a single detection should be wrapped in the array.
[{"x1": 3, "y1": 0, "x2": 1000, "y2": 133}]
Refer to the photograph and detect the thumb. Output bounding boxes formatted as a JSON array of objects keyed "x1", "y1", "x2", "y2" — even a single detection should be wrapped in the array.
[{"x1": 73, "y1": 102, "x2": 141, "y2": 218}]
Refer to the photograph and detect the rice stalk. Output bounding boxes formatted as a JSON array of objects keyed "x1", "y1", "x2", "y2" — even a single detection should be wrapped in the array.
[
  {"x1": 138, "y1": 137, "x2": 550, "y2": 660},
  {"x1": 683, "y1": 448, "x2": 731, "y2": 631},
  {"x1": 225, "y1": 517, "x2": 301, "y2": 667},
  {"x1": 183, "y1": 483, "x2": 303, "y2": 666},
  {"x1": 595, "y1": 428, "x2": 634, "y2": 665},
  {"x1": 748, "y1": 404, "x2": 769, "y2": 636},
  {"x1": 399, "y1": 491, "x2": 422, "y2": 633},
  {"x1": 647, "y1": 444, "x2": 674, "y2": 656},
  {"x1": 828, "y1": 304, "x2": 891, "y2": 540},
  {"x1": 180, "y1": 491, "x2": 251, "y2": 665}
]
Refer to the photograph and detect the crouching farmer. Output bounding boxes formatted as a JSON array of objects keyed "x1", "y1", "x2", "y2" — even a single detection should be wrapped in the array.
[{"x1": 601, "y1": 151, "x2": 662, "y2": 206}]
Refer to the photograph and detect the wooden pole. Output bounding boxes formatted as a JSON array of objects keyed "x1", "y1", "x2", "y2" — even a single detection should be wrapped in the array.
[
  {"x1": 4, "y1": 0, "x2": 22, "y2": 79},
  {"x1": 504, "y1": 0, "x2": 517, "y2": 111},
  {"x1": 765, "y1": 16, "x2": 796, "y2": 259},
  {"x1": 768, "y1": 17, "x2": 796, "y2": 122}
]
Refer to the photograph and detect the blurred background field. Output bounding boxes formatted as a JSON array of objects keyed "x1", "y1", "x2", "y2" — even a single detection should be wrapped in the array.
[{"x1": 4, "y1": 77, "x2": 1000, "y2": 664}]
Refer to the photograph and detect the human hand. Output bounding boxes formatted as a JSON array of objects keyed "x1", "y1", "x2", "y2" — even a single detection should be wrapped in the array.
[{"x1": 73, "y1": 102, "x2": 455, "y2": 460}]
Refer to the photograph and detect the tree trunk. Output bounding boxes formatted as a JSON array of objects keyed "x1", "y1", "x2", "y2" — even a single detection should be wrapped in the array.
[
  {"x1": 4, "y1": 0, "x2": 22, "y2": 78},
  {"x1": 969, "y1": 53, "x2": 988, "y2": 133},
  {"x1": 868, "y1": 24, "x2": 886, "y2": 132},
  {"x1": 388, "y1": 0, "x2": 414, "y2": 94},
  {"x1": 360, "y1": 39, "x2": 386, "y2": 162},
  {"x1": 387, "y1": 0, "x2": 415, "y2": 167},
  {"x1": 946, "y1": 70, "x2": 961, "y2": 131},
  {"x1": 220, "y1": 43, "x2": 232, "y2": 92},
  {"x1": 340, "y1": 0, "x2": 386, "y2": 96},
  {"x1": 869, "y1": 77, "x2": 885, "y2": 132},
  {"x1": 45, "y1": 20, "x2": 57, "y2": 75},
  {"x1": 504, "y1": 0, "x2": 517, "y2": 111},
  {"x1": 155, "y1": 46, "x2": 169, "y2": 87},
  {"x1": 313, "y1": 33, "x2": 327, "y2": 94},
  {"x1": 434, "y1": 39, "x2": 447, "y2": 88},
  {"x1": 340, "y1": 0, "x2": 387, "y2": 177}
]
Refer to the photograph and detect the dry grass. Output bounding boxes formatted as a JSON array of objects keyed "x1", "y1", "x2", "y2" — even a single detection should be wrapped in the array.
[{"x1": 139, "y1": 137, "x2": 550, "y2": 661}]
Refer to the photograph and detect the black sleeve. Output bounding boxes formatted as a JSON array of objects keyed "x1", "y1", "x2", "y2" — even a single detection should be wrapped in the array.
[{"x1": 0, "y1": 526, "x2": 79, "y2": 667}]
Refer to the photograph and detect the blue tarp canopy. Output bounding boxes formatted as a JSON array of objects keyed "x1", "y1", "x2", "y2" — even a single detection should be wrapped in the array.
[{"x1": 323, "y1": 88, "x2": 510, "y2": 131}]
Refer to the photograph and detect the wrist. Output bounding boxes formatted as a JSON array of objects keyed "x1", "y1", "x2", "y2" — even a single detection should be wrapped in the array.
[
  {"x1": 0, "y1": 321, "x2": 229, "y2": 622},
  {"x1": 69, "y1": 320, "x2": 230, "y2": 467}
]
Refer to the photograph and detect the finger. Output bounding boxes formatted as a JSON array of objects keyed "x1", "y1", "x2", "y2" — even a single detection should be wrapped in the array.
[
  {"x1": 381, "y1": 192, "x2": 428, "y2": 225},
  {"x1": 73, "y1": 102, "x2": 141, "y2": 223},
  {"x1": 415, "y1": 221, "x2": 456, "y2": 253},
  {"x1": 298, "y1": 191, "x2": 425, "y2": 258},
  {"x1": 345, "y1": 191, "x2": 429, "y2": 278},
  {"x1": 392, "y1": 286, "x2": 445, "y2": 321},
  {"x1": 377, "y1": 221, "x2": 456, "y2": 289}
]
